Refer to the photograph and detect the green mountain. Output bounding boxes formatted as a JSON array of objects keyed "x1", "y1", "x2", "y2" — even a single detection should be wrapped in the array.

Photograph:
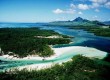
[
  {"x1": 73, "y1": 17, "x2": 89, "y2": 22},
  {"x1": 48, "y1": 17, "x2": 105, "y2": 26}
]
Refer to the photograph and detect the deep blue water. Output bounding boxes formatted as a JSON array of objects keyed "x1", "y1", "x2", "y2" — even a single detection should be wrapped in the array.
[{"x1": 41, "y1": 25, "x2": 110, "y2": 53}]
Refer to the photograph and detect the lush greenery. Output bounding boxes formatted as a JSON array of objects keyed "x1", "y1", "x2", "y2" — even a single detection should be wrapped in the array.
[
  {"x1": 70, "y1": 26, "x2": 110, "y2": 37},
  {"x1": 0, "y1": 28, "x2": 71, "y2": 57},
  {"x1": 0, "y1": 55, "x2": 110, "y2": 80}
]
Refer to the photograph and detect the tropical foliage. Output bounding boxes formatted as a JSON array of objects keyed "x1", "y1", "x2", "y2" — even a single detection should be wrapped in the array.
[
  {"x1": 70, "y1": 26, "x2": 110, "y2": 37},
  {"x1": 0, "y1": 28, "x2": 71, "y2": 57},
  {"x1": 0, "y1": 55, "x2": 110, "y2": 80}
]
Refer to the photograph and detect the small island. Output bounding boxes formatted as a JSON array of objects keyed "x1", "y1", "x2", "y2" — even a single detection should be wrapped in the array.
[
  {"x1": 0, "y1": 28, "x2": 71, "y2": 58},
  {"x1": 69, "y1": 25, "x2": 110, "y2": 37}
]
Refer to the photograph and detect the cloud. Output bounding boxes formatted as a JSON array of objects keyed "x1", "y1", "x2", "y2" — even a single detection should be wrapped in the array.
[
  {"x1": 95, "y1": 9, "x2": 100, "y2": 12},
  {"x1": 70, "y1": 3, "x2": 76, "y2": 8},
  {"x1": 78, "y1": 4, "x2": 89, "y2": 10},
  {"x1": 53, "y1": 0, "x2": 110, "y2": 15},
  {"x1": 105, "y1": 2, "x2": 110, "y2": 8},
  {"x1": 78, "y1": 11, "x2": 83, "y2": 14},
  {"x1": 91, "y1": 3, "x2": 100, "y2": 8},
  {"x1": 90, "y1": 0, "x2": 107, "y2": 4},
  {"x1": 53, "y1": 8, "x2": 76, "y2": 14},
  {"x1": 90, "y1": 0, "x2": 110, "y2": 9},
  {"x1": 53, "y1": 9, "x2": 64, "y2": 14}
]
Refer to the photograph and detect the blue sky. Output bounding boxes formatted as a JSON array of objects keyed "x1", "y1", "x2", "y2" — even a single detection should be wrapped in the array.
[{"x1": 0, "y1": 0, "x2": 110, "y2": 22}]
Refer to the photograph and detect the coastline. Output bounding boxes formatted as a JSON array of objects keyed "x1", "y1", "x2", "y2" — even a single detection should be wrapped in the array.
[
  {"x1": 0, "y1": 46, "x2": 108, "y2": 61},
  {"x1": 0, "y1": 46, "x2": 63, "y2": 61},
  {"x1": 0, "y1": 46, "x2": 108, "y2": 71}
]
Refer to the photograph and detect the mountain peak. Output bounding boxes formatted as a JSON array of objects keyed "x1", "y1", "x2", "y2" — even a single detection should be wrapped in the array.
[
  {"x1": 76, "y1": 17, "x2": 83, "y2": 20},
  {"x1": 73, "y1": 17, "x2": 88, "y2": 22}
]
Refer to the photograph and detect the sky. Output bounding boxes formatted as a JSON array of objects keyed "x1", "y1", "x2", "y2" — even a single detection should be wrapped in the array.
[{"x1": 0, "y1": 0, "x2": 110, "y2": 22}]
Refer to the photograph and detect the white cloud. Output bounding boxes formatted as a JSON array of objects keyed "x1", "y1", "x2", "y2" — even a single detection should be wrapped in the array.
[
  {"x1": 53, "y1": 9, "x2": 64, "y2": 14},
  {"x1": 53, "y1": 8, "x2": 75, "y2": 14},
  {"x1": 91, "y1": 3, "x2": 100, "y2": 8},
  {"x1": 90, "y1": 0, "x2": 107, "y2": 4},
  {"x1": 95, "y1": 9, "x2": 100, "y2": 12},
  {"x1": 70, "y1": 3, "x2": 76, "y2": 8},
  {"x1": 78, "y1": 4, "x2": 89, "y2": 10},
  {"x1": 105, "y1": 2, "x2": 110, "y2": 8},
  {"x1": 78, "y1": 11, "x2": 83, "y2": 14},
  {"x1": 90, "y1": 0, "x2": 110, "y2": 9}
]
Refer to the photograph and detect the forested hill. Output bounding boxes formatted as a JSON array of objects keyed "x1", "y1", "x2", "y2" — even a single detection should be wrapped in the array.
[
  {"x1": 0, "y1": 55, "x2": 110, "y2": 80},
  {"x1": 0, "y1": 28, "x2": 71, "y2": 57},
  {"x1": 48, "y1": 17, "x2": 105, "y2": 26}
]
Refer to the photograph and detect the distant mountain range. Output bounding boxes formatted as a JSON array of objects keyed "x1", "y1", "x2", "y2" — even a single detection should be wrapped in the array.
[
  {"x1": 48, "y1": 17, "x2": 109, "y2": 26},
  {"x1": 102, "y1": 21, "x2": 110, "y2": 25}
]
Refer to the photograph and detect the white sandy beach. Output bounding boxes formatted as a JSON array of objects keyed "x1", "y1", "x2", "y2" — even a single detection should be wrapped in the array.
[
  {"x1": 3, "y1": 46, "x2": 108, "y2": 71},
  {"x1": 1, "y1": 47, "x2": 63, "y2": 61}
]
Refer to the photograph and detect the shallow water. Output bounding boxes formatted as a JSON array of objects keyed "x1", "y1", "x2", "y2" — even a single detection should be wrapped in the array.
[
  {"x1": 42, "y1": 26, "x2": 110, "y2": 53},
  {"x1": 0, "y1": 23, "x2": 110, "y2": 71}
]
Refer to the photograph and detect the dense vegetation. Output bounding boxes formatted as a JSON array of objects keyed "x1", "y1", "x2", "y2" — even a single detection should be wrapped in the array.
[
  {"x1": 69, "y1": 26, "x2": 110, "y2": 37},
  {"x1": 0, "y1": 28, "x2": 71, "y2": 57},
  {"x1": 0, "y1": 55, "x2": 110, "y2": 80}
]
